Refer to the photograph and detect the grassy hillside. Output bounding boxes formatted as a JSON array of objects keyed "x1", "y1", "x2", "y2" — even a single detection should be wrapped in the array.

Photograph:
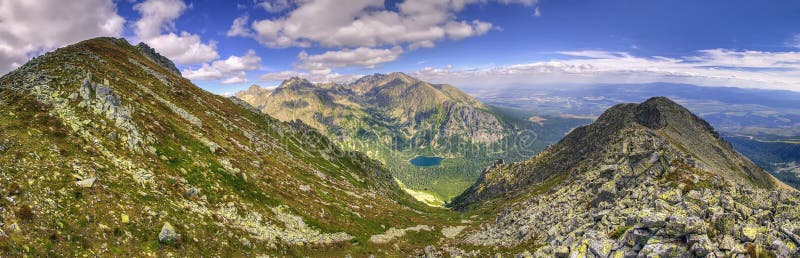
[{"x1": 0, "y1": 37, "x2": 473, "y2": 256}]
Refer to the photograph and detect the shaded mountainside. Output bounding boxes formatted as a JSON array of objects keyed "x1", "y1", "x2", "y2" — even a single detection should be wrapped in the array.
[
  {"x1": 448, "y1": 97, "x2": 800, "y2": 257},
  {"x1": 725, "y1": 133, "x2": 800, "y2": 189},
  {"x1": 237, "y1": 73, "x2": 550, "y2": 205},
  {"x1": 0, "y1": 37, "x2": 463, "y2": 256}
]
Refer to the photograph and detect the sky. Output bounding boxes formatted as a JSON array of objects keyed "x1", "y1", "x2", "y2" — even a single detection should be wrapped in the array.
[{"x1": 1, "y1": 0, "x2": 800, "y2": 94}]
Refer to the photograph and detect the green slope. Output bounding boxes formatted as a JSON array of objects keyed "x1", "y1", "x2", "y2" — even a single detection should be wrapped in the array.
[{"x1": 0, "y1": 37, "x2": 466, "y2": 256}]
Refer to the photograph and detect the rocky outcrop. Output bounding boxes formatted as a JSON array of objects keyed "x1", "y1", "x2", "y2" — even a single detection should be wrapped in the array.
[
  {"x1": 136, "y1": 42, "x2": 181, "y2": 76},
  {"x1": 438, "y1": 104, "x2": 504, "y2": 144},
  {"x1": 71, "y1": 74, "x2": 143, "y2": 151}
]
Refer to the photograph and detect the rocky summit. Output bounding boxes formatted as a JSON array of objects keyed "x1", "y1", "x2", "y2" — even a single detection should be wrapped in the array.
[{"x1": 451, "y1": 97, "x2": 800, "y2": 257}]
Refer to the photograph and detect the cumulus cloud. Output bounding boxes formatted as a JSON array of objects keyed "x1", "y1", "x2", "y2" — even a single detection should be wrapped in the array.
[
  {"x1": 183, "y1": 50, "x2": 261, "y2": 84},
  {"x1": 0, "y1": 0, "x2": 125, "y2": 74},
  {"x1": 227, "y1": 15, "x2": 253, "y2": 37},
  {"x1": 133, "y1": 0, "x2": 185, "y2": 39},
  {"x1": 145, "y1": 32, "x2": 220, "y2": 65},
  {"x1": 297, "y1": 46, "x2": 403, "y2": 73},
  {"x1": 258, "y1": 0, "x2": 294, "y2": 13},
  {"x1": 134, "y1": 0, "x2": 219, "y2": 65},
  {"x1": 231, "y1": 0, "x2": 536, "y2": 49},
  {"x1": 410, "y1": 49, "x2": 800, "y2": 91}
]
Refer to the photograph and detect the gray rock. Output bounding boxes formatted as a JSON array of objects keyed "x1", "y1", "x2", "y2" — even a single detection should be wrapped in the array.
[
  {"x1": 623, "y1": 228, "x2": 653, "y2": 248},
  {"x1": 515, "y1": 250, "x2": 533, "y2": 258},
  {"x1": 739, "y1": 224, "x2": 758, "y2": 242},
  {"x1": 75, "y1": 177, "x2": 97, "y2": 188},
  {"x1": 641, "y1": 212, "x2": 668, "y2": 229},
  {"x1": 687, "y1": 234, "x2": 713, "y2": 257},
  {"x1": 136, "y1": 42, "x2": 181, "y2": 76},
  {"x1": 553, "y1": 246, "x2": 570, "y2": 257},
  {"x1": 159, "y1": 222, "x2": 177, "y2": 243},
  {"x1": 771, "y1": 239, "x2": 791, "y2": 257},
  {"x1": 186, "y1": 187, "x2": 200, "y2": 198},
  {"x1": 639, "y1": 241, "x2": 690, "y2": 257},
  {"x1": 423, "y1": 245, "x2": 440, "y2": 258}
]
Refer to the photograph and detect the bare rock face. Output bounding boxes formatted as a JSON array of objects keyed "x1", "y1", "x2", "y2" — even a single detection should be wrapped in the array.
[{"x1": 136, "y1": 42, "x2": 181, "y2": 76}]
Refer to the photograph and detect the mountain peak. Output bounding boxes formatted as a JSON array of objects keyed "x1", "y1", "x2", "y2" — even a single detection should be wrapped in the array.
[
  {"x1": 452, "y1": 96, "x2": 784, "y2": 209},
  {"x1": 276, "y1": 76, "x2": 315, "y2": 89},
  {"x1": 247, "y1": 84, "x2": 263, "y2": 91},
  {"x1": 135, "y1": 41, "x2": 181, "y2": 76},
  {"x1": 351, "y1": 72, "x2": 418, "y2": 86}
]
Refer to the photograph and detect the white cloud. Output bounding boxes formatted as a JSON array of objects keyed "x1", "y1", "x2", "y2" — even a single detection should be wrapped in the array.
[
  {"x1": 232, "y1": 0, "x2": 537, "y2": 49},
  {"x1": 145, "y1": 32, "x2": 220, "y2": 64},
  {"x1": 183, "y1": 50, "x2": 261, "y2": 84},
  {"x1": 221, "y1": 75, "x2": 248, "y2": 84},
  {"x1": 297, "y1": 46, "x2": 403, "y2": 73},
  {"x1": 0, "y1": 0, "x2": 125, "y2": 74},
  {"x1": 410, "y1": 49, "x2": 800, "y2": 91},
  {"x1": 259, "y1": 0, "x2": 293, "y2": 13},
  {"x1": 259, "y1": 70, "x2": 361, "y2": 83},
  {"x1": 132, "y1": 0, "x2": 185, "y2": 39},
  {"x1": 134, "y1": 0, "x2": 219, "y2": 65},
  {"x1": 788, "y1": 34, "x2": 800, "y2": 49},
  {"x1": 227, "y1": 15, "x2": 253, "y2": 37}
]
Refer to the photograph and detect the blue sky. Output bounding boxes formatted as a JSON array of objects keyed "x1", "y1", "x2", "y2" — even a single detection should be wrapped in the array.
[{"x1": 2, "y1": 0, "x2": 800, "y2": 93}]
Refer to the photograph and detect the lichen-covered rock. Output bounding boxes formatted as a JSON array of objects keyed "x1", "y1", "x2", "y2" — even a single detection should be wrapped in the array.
[
  {"x1": 75, "y1": 177, "x2": 96, "y2": 188},
  {"x1": 687, "y1": 234, "x2": 713, "y2": 256},
  {"x1": 441, "y1": 225, "x2": 466, "y2": 239},
  {"x1": 370, "y1": 225, "x2": 432, "y2": 244},
  {"x1": 159, "y1": 222, "x2": 177, "y2": 243}
]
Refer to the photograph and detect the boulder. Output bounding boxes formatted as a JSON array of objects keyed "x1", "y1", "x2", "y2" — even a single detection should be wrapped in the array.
[
  {"x1": 641, "y1": 212, "x2": 668, "y2": 229},
  {"x1": 553, "y1": 246, "x2": 570, "y2": 257},
  {"x1": 639, "y1": 240, "x2": 690, "y2": 257},
  {"x1": 159, "y1": 222, "x2": 177, "y2": 243},
  {"x1": 75, "y1": 177, "x2": 97, "y2": 188},
  {"x1": 687, "y1": 234, "x2": 713, "y2": 257},
  {"x1": 739, "y1": 225, "x2": 758, "y2": 242}
]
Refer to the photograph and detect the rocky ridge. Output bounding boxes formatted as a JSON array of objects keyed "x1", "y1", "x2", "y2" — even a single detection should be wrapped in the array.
[
  {"x1": 135, "y1": 42, "x2": 181, "y2": 76},
  {"x1": 0, "y1": 37, "x2": 450, "y2": 256},
  {"x1": 450, "y1": 97, "x2": 800, "y2": 257}
]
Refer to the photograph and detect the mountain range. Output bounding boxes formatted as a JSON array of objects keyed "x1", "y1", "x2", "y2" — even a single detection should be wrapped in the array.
[
  {"x1": 1, "y1": 37, "x2": 798, "y2": 257},
  {"x1": 235, "y1": 73, "x2": 586, "y2": 205}
]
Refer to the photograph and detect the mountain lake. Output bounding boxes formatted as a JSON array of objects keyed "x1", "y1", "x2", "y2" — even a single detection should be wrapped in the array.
[{"x1": 409, "y1": 156, "x2": 444, "y2": 167}]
